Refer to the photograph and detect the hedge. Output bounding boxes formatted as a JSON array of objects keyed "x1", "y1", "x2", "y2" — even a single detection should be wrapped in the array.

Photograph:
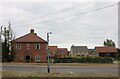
[{"x1": 53, "y1": 57, "x2": 113, "y2": 63}]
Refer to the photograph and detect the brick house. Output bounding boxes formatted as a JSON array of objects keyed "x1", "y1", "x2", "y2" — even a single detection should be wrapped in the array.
[
  {"x1": 12, "y1": 29, "x2": 47, "y2": 62},
  {"x1": 95, "y1": 46, "x2": 117, "y2": 58},
  {"x1": 48, "y1": 46, "x2": 58, "y2": 58},
  {"x1": 57, "y1": 48, "x2": 68, "y2": 57},
  {"x1": 48, "y1": 46, "x2": 69, "y2": 58}
]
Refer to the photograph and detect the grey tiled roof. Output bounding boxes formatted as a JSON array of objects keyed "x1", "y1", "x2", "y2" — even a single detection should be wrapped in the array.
[
  {"x1": 88, "y1": 49, "x2": 96, "y2": 52},
  {"x1": 71, "y1": 46, "x2": 88, "y2": 52}
]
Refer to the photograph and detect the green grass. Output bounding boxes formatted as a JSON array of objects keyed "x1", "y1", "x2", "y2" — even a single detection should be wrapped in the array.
[{"x1": 1, "y1": 70, "x2": 118, "y2": 77}]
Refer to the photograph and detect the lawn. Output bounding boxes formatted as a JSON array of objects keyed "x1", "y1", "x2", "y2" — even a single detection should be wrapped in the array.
[{"x1": 1, "y1": 70, "x2": 118, "y2": 77}]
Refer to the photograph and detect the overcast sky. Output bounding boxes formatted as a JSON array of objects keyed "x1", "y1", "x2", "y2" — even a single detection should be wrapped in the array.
[{"x1": 0, "y1": 1, "x2": 119, "y2": 50}]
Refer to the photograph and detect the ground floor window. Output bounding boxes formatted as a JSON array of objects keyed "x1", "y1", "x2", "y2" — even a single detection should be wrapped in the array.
[
  {"x1": 35, "y1": 56, "x2": 40, "y2": 62},
  {"x1": 99, "y1": 53, "x2": 115, "y2": 58}
]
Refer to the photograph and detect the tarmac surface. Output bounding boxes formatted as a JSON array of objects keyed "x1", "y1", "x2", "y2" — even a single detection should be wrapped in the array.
[{"x1": 2, "y1": 63, "x2": 118, "y2": 73}]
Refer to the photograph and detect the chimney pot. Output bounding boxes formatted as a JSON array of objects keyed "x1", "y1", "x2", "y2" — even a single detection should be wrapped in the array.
[{"x1": 30, "y1": 29, "x2": 34, "y2": 33}]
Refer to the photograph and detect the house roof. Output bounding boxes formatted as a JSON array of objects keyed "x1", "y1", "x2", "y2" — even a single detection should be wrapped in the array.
[
  {"x1": 88, "y1": 49, "x2": 95, "y2": 52},
  {"x1": 13, "y1": 29, "x2": 47, "y2": 43},
  {"x1": 71, "y1": 46, "x2": 88, "y2": 52},
  {"x1": 48, "y1": 46, "x2": 58, "y2": 52},
  {"x1": 57, "y1": 48, "x2": 68, "y2": 54},
  {"x1": 48, "y1": 46, "x2": 68, "y2": 57},
  {"x1": 95, "y1": 46, "x2": 117, "y2": 53}
]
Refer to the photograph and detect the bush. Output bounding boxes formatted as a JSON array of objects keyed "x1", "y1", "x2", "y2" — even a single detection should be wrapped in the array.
[{"x1": 53, "y1": 57, "x2": 113, "y2": 63}]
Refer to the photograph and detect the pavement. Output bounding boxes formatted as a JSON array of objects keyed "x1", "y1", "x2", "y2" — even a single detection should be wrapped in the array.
[{"x1": 2, "y1": 62, "x2": 118, "y2": 66}]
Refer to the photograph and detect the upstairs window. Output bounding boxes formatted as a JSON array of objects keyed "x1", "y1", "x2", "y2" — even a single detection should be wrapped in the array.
[
  {"x1": 61, "y1": 50, "x2": 64, "y2": 53},
  {"x1": 36, "y1": 44, "x2": 40, "y2": 50},
  {"x1": 16, "y1": 44, "x2": 21, "y2": 49},
  {"x1": 27, "y1": 44, "x2": 30, "y2": 49}
]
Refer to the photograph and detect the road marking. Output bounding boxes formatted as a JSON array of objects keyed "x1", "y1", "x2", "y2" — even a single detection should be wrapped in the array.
[{"x1": 69, "y1": 71, "x2": 73, "y2": 74}]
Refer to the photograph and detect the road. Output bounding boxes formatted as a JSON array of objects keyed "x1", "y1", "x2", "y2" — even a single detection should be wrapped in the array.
[{"x1": 1, "y1": 64, "x2": 118, "y2": 73}]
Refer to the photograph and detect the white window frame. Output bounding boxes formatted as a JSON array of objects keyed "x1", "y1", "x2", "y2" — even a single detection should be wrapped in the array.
[
  {"x1": 35, "y1": 56, "x2": 40, "y2": 62},
  {"x1": 16, "y1": 44, "x2": 21, "y2": 49},
  {"x1": 36, "y1": 44, "x2": 40, "y2": 50},
  {"x1": 61, "y1": 50, "x2": 64, "y2": 53},
  {"x1": 27, "y1": 43, "x2": 30, "y2": 49}
]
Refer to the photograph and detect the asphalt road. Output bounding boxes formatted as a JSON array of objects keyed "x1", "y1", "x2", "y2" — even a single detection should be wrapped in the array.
[{"x1": 1, "y1": 64, "x2": 118, "y2": 73}]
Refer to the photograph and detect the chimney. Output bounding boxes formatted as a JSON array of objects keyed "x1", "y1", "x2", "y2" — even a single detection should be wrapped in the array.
[{"x1": 30, "y1": 29, "x2": 34, "y2": 33}]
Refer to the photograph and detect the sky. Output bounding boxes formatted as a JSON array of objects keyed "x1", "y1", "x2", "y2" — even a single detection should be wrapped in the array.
[{"x1": 0, "y1": 0, "x2": 119, "y2": 50}]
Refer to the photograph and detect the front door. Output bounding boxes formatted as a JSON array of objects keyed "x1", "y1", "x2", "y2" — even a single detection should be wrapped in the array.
[{"x1": 25, "y1": 56, "x2": 30, "y2": 62}]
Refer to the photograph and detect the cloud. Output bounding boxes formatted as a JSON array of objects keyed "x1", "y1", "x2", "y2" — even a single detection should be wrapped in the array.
[{"x1": 0, "y1": 2, "x2": 118, "y2": 50}]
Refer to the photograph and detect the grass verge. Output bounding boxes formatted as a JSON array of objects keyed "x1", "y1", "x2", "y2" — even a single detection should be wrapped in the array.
[{"x1": 1, "y1": 70, "x2": 118, "y2": 77}]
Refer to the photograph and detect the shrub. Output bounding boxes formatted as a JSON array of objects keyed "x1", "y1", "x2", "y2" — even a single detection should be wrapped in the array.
[{"x1": 53, "y1": 57, "x2": 113, "y2": 63}]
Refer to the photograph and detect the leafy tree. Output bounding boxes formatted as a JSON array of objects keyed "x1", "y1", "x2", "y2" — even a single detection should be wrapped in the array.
[
  {"x1": 2, "y1": 22, "x2": 15, "y2": 62},
  {"x1": 116, "y1": 48, "x2": 120, "y2": 61},
  {"x1": 2, "y1": 39, "x2": 9, "y2": 62},
  {"x1": 103, "y1": 39, "x2": 115, "y2": 47}
]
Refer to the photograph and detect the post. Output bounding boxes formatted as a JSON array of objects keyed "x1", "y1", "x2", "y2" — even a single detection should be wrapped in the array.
[
  {"x1": 0, "y1": 26, "x2": 3, "y2": 41},
  {"x1": 47, "y1": 32, "x2": 52, "y2": 73}
]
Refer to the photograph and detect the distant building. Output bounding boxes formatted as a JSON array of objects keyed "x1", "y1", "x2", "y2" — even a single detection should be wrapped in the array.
[
  {"x1": 88, "y1": 49, "x2": 99, "y2": 57},
  {"x1": 48, "y1": 46, "x2": 69, "y2": 58},
  {"x1": 12, "y1": 29, "x2": 47, "y2": 62},
  {"x1": 70, "y1": 45, "x2": 89, "y2": 57},
  {"x1": 95, "y1": 46, "x2": 117, "y2": 58},
  {"x1": 48, "y1": 46, "x2": 58, "y2": 58},
  {"x1": 57, "y1": 48, "x2": 68, "y2": 57}
]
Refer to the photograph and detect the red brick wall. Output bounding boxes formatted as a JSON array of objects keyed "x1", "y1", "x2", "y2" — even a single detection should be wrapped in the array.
[{"x1": 12, "y1": 42, "x2": 47, "y2": 62}]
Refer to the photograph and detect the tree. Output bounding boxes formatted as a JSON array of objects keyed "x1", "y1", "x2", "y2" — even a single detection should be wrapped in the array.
[
  {"x1": 116, "y1": 48, "x2": 120, "y2": 61},
  {"x1": 103, "y1": 39, "x2": 116, "y2": 47},
  {"x1": 1, "y1": 22, "x2": 15, "y2": 62},
  {"x1": 2, "y1": 38, "x2": 9, "y2": 62}
]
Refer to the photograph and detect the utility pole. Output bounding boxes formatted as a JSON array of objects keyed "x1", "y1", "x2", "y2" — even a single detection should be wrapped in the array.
[
  {"x1": 0, "y1": 26, "x2": 3, "y2": 41},
  {"x1": 47, "y1": 32, "x2": 52, "y2": 73}
]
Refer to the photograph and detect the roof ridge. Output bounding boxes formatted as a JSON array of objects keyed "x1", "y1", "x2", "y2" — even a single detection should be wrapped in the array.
[
  {"x1": 34, "y1": 33, "x2": 47, "y2": 42},
  {"x1": 13, "y1": 32, "x2": 47, "y2": 43},
  {"x1": 13, "y1": 33, "x2": 30, "y2": 41}
]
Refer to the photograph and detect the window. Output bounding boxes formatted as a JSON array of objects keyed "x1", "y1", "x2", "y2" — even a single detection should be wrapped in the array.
[
  {"x1": 61, "y1": 50, "x2": 64, "y2": 53},
  {"x1": 35, "y1": 56, "x2": 40, "y2": 62},
  {"x1": 27, "y1": 44, "x2": 30, "y2": 49},
  {"x1": 36, "y1": 44, "x2": 40, "y2": 50},
  {"x1": 91, "y1": 51, "x2": 94, "y2": 54},
  {"x1": 16, "y1": 44, "x2": 21, "y2": 49}
]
